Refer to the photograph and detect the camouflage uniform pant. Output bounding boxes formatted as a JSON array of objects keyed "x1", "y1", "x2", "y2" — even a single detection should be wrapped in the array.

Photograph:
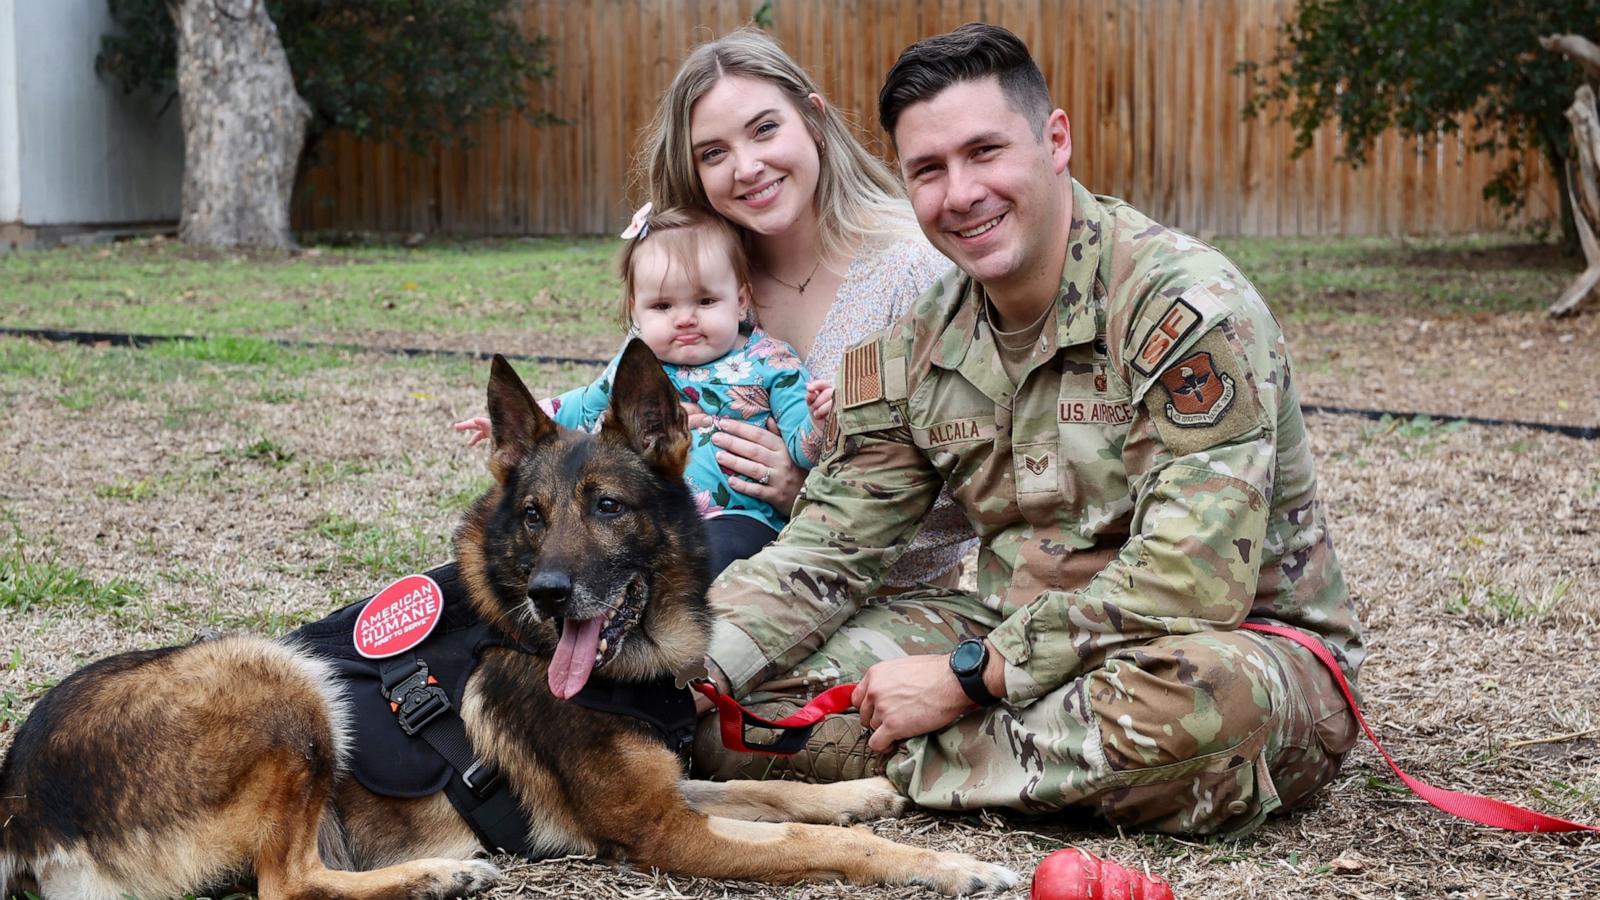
[{"x1": 695, "y1": 588, "x2": 1360, "y2": 838}]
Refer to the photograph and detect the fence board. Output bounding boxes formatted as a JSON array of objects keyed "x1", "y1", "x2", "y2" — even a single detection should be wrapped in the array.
[{"x1": 293, "y1": 0, "x2": 1560, "y2": 237}]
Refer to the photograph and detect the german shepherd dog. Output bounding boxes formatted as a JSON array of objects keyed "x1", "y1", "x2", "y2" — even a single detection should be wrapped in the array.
[{"x1": 0, "y1": 342, "x2": 1018, "y2": 899}]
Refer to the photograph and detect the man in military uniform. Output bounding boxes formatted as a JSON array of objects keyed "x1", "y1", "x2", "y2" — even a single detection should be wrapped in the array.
[{"x1": 693, "y1": 23, "x2": 1364, "y2": 837}]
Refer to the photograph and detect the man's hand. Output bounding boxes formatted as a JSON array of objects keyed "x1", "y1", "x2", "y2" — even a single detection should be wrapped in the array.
[
  {"x1": 851, "y1": 642, "x2": 1007, "y2": 753},
  {"x1": 852, "y1": 654, "x2": 972, "y2": 753}
]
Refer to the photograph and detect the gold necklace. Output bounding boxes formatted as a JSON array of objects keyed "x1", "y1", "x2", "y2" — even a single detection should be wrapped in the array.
[{"x1": 764, "y1": 258, "x2": 823, "y2": 295}]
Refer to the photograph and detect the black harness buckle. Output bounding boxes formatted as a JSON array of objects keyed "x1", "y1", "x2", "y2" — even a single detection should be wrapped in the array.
[
  {"x1": 383, "y1": 660, "x2": 451, "y2": 736},
  {"x1": 461, "y1": 758, "x2": 503, "y2": 798}
]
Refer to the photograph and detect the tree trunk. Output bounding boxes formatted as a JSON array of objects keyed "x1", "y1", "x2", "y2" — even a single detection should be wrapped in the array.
[
  {"x1": 170, "y1": 0, "x2": 310, "y2": 250},
  {"x1": 1542, "y1": 34, "x2": 1600, "y2": 317}
]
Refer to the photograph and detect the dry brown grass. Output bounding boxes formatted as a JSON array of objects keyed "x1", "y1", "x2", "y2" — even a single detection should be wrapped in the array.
[{"x1": 1, "y1": 307, "x2": 1596, "y2": 899}]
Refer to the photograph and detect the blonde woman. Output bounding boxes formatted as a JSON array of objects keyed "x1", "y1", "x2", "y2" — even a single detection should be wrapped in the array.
[
  {"x1": 642, "y1": 28, "x2": 979, "y2": 780},
  {"x1": 641, "y1": 27, "x2": 974, "y2": 593}
]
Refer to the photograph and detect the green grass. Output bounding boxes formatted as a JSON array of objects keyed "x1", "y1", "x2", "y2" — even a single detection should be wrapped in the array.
[
  {"x1": 226, "y1": 436, "x2": 298, "y2": 470},
  {"x1": 0, "y1": 532, "x2": 147, "y2": 613},
  {"x1": 306, "y1": 512, "x2": 454, "y2": 601},
  {"x1": 0, "y1": 331, "x2": 352, "y2": 413},
  {"x1": 2, "y1": 234, "x2": 1575, "y2": 351},
  {"x1": 1211, "y1": 233, "x2": 1577, "y2": 321},
  {"x1": 0, "y1": 236, "x2": 619, "y2": 345},
  {"x1": 1445, "y1": 577, "x2": 1570, "y2": 623}
]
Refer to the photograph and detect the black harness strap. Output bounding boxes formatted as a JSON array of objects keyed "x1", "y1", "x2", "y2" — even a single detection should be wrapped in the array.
[
  {"x1": 291, "y1": 561, "x2": 699, "y2": 859},
  {"x1": 568, "y1": 674, "x2": 698, "y2": 770},
  {"x1": 378, "y1": 650, "x2": 534, "y2": 856}
]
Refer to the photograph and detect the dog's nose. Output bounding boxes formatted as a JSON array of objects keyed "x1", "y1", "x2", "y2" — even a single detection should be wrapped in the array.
[{"x1": 527, "y1": 569, "x2": 573, "y2": 607}]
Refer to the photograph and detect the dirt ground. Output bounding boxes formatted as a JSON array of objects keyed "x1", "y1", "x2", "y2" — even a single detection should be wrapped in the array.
[{"x1": 1, "y1": 306, "x2": 1596, "y2": 899}]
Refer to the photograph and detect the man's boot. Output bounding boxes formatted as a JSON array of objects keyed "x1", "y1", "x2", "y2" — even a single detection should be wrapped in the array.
[{"x1": 692, "y1": 699, "x2": 886, "y2": 782}]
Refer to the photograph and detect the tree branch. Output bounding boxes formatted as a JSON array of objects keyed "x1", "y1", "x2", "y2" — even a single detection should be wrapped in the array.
[{"x1": 1540, "y1": 33, "x2": 1600, "y2": 84}]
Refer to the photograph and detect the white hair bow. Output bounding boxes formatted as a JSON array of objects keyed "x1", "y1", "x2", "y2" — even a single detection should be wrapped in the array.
[{"x1": 620, "y1": 202, "x2": 653, "y2": 240}]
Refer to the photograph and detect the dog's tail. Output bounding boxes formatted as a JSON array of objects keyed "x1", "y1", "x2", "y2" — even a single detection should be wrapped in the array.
[
  {"x1": 1, "y1": 791, "x2": 14, "y2": 896},
  {"x1": 0, "y1": 848, "x2": 16, "y2": 899}
]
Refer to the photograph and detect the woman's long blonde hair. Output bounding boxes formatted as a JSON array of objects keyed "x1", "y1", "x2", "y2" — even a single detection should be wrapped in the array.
[{"x1": 638, "y1": 27, "x2": 917, "y2": 264}]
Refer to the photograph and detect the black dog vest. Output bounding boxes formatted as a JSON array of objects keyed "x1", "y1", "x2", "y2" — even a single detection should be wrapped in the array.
[{"x1": 286, "y1": 562, "x2": 697, "y2": 857}]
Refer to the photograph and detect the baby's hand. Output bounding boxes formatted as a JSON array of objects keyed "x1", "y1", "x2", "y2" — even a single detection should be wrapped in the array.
[
  {"x1": 806, "y1": 380, "x2": 835, "y2": 424},
  {"x1": 453, "y1": 416, "x2": 492, "y2": 448}
]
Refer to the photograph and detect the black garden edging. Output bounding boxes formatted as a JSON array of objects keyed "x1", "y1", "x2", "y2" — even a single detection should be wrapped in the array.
[{"x1": 4, "y1": 325, "x2": 1595, "y2": 440}]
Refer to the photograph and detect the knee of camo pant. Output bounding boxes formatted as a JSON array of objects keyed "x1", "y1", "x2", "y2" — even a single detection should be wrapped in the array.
[
  {"x1": 1084, "y1": 632, "x2": 1294, "y2": 837},
  {"x1": 1087, "y1": 632, "x2": 1281, "y2": 770},
  {"x1": 1259, "y1": 634, "x2": 1361, "y2": 812}
]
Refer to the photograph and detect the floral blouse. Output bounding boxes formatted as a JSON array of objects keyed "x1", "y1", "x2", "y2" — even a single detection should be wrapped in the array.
[
  {"x1": 806, "y1": 234, "x2": 980, "y2": 586},
  {"x1": 544, "y1": 328, "x2": 817, "y2": 534}
]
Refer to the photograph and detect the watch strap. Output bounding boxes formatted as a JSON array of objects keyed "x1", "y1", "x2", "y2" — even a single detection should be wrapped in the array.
[{"x1": 951, "y1": 640, "x2": 1000, "y2": 706}]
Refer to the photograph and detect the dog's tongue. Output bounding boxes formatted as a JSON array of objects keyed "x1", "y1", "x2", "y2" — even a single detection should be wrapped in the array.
[{"x1": 548, "y1": 617, "x2": 602, "y2": 699}]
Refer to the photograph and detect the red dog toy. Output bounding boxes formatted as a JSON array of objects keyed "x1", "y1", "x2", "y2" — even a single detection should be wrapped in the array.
[{"x1": 1029, "y1": 848, "x2": 1176, "y2": 900}]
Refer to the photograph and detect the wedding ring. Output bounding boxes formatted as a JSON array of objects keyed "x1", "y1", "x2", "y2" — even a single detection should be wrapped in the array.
[{"x1": 757, "y1": 467, "x2": 771, "y2": 486}]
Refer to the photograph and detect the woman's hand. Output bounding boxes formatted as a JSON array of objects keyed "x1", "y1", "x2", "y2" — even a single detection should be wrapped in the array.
[{"x1": 685, "y1": 411, "x2": 806, "y2": 513}]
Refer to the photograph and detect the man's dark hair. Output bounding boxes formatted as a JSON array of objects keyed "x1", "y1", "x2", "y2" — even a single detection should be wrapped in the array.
[{"x1": 878, "y1": 23, "x2": 1052, "y2": 140}]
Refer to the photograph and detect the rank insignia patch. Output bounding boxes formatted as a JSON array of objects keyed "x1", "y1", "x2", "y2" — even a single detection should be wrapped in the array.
[
  {"x1": 1157, "y1": 351, "x2": 1235, "y2": 427},
  {"x1": 820, "y1": 407, "x2": 841, "y2": 459},
  {"x1": 1015, "y1": 445, "x2": 1057, "y2": 494}
]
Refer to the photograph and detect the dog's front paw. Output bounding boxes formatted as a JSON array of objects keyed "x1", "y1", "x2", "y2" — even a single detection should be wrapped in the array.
[
  {"x1": 421, "y1": 858, "x2": 503, "y2": 898},
  {"x1": 825, "y1": 776, "x2": 910, "y2": 824},
  {"x1": 911, "y1": 852, "x2": 1021, "y2": 896}
]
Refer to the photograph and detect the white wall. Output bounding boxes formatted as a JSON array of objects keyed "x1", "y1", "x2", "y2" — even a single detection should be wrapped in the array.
[
  {"x1": 7, "y1": 0, "x2": 182, "y2": 226},
  {"x1": 0, "y1": 0, "x2": 22, "y2": 221}
]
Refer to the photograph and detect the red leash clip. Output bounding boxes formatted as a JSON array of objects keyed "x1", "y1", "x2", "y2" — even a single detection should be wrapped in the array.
[{"x1": 691, "y1": 680, "x2": 858, "y2": 755}]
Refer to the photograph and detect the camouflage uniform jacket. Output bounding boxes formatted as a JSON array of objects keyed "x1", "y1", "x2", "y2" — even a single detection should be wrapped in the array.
[{"x1": 709, "y1": 181, "x2": 1364, "y2": 704}]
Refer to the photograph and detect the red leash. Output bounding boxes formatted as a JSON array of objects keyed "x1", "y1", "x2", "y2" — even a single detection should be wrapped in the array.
[
  {"x1": 698, "y1": 627, "x2": 1599, "y2": 833},
  {"x1": 1240, "y1": 621, "x2": 1599, "y2": 833},
  {"x1": 692, "y1": 680, "x2": 858, "y2": 755}
]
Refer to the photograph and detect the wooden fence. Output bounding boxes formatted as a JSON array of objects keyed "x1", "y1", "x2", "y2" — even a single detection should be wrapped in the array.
[{"x1": 292, "y1": 0, "x2": 1561, "y2": 238}]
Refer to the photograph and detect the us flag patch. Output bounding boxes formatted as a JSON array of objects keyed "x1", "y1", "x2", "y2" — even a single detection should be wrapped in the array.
[{"x1": 839, "y1": 343, "x2": 883, "y2": 409}]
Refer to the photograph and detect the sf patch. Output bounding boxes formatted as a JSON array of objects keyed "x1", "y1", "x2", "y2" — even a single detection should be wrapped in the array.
[
  {"x1": 1145, "y1": 328, "x2": 1260, "y2": 456},
  {"x1": 1131, "y1": 299, "x2": 1202, "y2": 377}
]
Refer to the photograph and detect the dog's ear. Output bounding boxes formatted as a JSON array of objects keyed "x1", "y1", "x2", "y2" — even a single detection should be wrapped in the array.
[
  {"x1": 602, "y1": 339, "x2": 690, "y2": 479},
  {"x1": 486, "y1": 354, "x2": 558, "y2": 482}
]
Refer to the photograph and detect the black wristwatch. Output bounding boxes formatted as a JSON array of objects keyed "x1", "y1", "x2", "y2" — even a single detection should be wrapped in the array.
[{"x1": 949, "y1": 638, "x2": 1001, "y2": 706}]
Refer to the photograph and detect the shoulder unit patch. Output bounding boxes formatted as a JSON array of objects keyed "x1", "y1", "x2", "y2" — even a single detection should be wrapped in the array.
[
  {"x1": 1144, "y1": 328, "x2": 1261, "y2": 457},
  {"x1": 1157, "y1": 351, "x2": 1234, "y2": 427}
]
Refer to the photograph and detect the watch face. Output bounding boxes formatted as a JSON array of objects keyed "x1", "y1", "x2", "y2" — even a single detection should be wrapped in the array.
[{"x1": 950, "y1": 640, "x2": 985, "y2": 675}]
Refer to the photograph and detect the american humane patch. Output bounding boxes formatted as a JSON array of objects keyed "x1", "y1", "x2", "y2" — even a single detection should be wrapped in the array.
[{"x1": 1145, "y1": 329, "x2": 1259, "y2": 456}]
